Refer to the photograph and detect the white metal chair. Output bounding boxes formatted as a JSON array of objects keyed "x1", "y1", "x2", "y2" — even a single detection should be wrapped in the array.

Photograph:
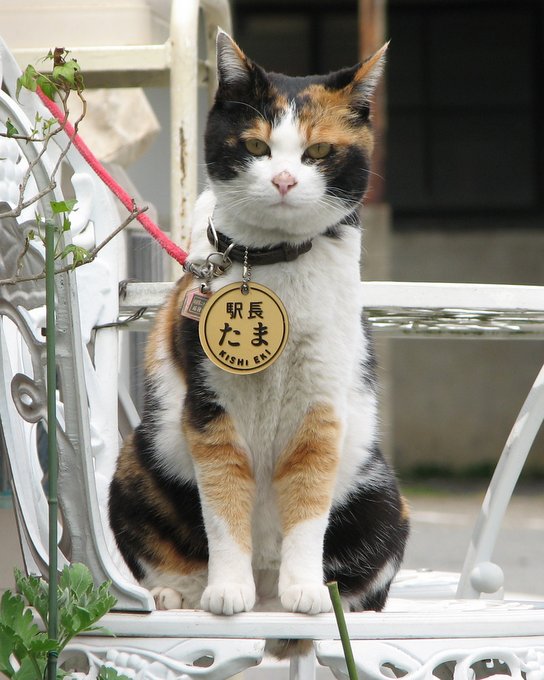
[{"x1": 2, "y1": 12, "x2": 544, "y2": 680}]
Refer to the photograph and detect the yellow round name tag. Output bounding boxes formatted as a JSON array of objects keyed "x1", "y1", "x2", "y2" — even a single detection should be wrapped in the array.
[{"x1": 198, "y1": 282, "x2": 289, "y2": 374}]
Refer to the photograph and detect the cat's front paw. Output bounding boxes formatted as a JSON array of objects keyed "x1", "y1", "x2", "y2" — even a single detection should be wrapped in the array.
[
  {"x1": 201, "y1": 583, "x2": 256, "y2": 615},
  {"x1": 280, "y1": 584, "x2": 332, "y2": 615}
]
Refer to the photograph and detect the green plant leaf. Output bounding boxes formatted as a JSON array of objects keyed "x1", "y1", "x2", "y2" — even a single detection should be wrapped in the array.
[
  {"x1": 50, "y1": 199, "x2": 77, "y2": 215},
  {"x1": 15, "y1": 570, "x2": 49, "y2": 625},
  {"x1": 55, "y1": 565, "x2": 117, "y2": 647},
  {"x1": 60, "y1": 563, "x2": 93, "y2": 598},
  {"x1": 16, "y1": 65, "x2": 38, "y2": 99},
  {"x1": 0, "y1": 590, "x2": 57, "y2": 680},
  {"x1": 43, "y1": 117, "x2": 56, "y2": 133},
  {"x1": 7, "y1": 566, "x2": 118, "y2": 675},
  {"x1": 52, "y1": 60, "x2": 83, "y2": 90},
  {"x1": 15, "y1": 570, "x2": 44, "y2": 604},
  {"x1": 27, "y1": 634, "x2": 57, "y2": 655},
  {"x1": 57, "y1": 245, "x2": 89, "y2": 268},
  {"x1": 0, "y1": 591, "x2": 40, "y2": 647},
  {"x1": 37, "y1": 77, "x2": 58, "y2": 100},
  {"x1": 0, "y1": 589, "x2": 22, "y2": 624},
  {"x1": 13, "y1": 655, "x2": 46, "y2": 680},
  {"x1": 57, "y1": 243, "x2": 89, "y2": 268},
  {"x1": 0, "y1": 622, "x2": 17, "y2": 676},
  {"x1": 98, "y1": 666, "x2": 130, "y2": 680},
  {"x1": 5, "y1": 119, "x2": 19, "y2": 137}
]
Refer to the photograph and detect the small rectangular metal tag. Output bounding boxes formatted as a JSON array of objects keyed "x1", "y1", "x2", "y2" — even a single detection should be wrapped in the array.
[{"x1": 181, "y1": 289, "x2": 210, "y2": 321}]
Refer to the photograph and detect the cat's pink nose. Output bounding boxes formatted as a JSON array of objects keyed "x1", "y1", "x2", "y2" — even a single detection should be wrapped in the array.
[{"x1": 272, "y1": 171, "x2": 297, "y2": 196}]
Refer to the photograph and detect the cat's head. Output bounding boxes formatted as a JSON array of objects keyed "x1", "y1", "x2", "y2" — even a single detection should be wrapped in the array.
[{"x1": 205, "y1": 31, "x2": 387, "y2": 247}]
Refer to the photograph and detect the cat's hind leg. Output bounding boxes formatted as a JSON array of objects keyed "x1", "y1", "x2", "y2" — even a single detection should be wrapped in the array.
[
  {"x1": 151, "y1": 587, "x2": 183, "y2": 609},
  {"x1": 109, "y1": 431, "x2": 211, "y2": 611},
  {"x1": 144, "y1": 570, "x2": 208, "y2": 610},
  {"x1": 323, "y1": 450, "x2": 410, "y2": 612}
]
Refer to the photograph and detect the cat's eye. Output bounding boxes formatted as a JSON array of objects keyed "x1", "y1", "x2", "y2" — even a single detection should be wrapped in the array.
[
  {"x1": 244, "y1": 138, "x2": 270, "y2": 157},
  {"x1": 306, "y1": 142, "x2": 332, "y2": 159}
]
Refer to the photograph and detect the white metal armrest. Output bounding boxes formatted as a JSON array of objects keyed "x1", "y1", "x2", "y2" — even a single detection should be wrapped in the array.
[{"x1": 119, "y1": 280, "x2": 544, "y2": 338}]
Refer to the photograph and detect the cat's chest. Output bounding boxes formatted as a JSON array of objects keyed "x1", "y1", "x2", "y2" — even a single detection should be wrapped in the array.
[
  {"x1": 203, "y1": 233, "x2": 361, "y2": 341},
  {"x1": 199, "y1": 234, "x2": 364, "y2": 461}
]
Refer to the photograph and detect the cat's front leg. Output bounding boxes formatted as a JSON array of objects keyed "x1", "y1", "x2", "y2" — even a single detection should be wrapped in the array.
[
  {"x1": 274, "y1": 403, "x2": 341, "y2": 614},
  {"x1": 184, "y1": 411, "x2": 256, "y2": 615}
]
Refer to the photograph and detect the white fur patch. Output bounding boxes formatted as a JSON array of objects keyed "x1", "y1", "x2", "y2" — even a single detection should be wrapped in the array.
[
  {"x1": 147, "y1": 364, "x2": 195, "y2": 482},
  {"x1": 198, "y1": 509, "x2": 256, "y2": 614}
]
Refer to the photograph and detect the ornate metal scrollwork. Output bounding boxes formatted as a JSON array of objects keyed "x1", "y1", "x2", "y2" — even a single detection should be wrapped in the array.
[
  {"x1": 0, "y1": 201, "x2": 45, "y2": 308},
  {"x1": 62, "y1": 639, "x2": 266, "y2": 680},
  {"x1": 317, "y1": 640, "x2": 544, "y2": 680},
  {"x1": 10, "y1": 371, "x2": 46, "y2": 423}
]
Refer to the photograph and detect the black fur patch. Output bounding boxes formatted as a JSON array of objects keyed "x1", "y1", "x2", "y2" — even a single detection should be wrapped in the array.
[
  {"x1": 324, "y1": 145, "x2": 370, "y2": 205},
  {"x1": 205, "y1": 67, "x2": 285, "y2": 183},
  {"x1": 323, "y1": 447, "x2": 409, "y2": 609},
  {"x1": 109, "y1": 428, "x2": 209, "y2": 582},
  {"x1": 172, "y1": 315, "x2": 225, "y2": 432}
]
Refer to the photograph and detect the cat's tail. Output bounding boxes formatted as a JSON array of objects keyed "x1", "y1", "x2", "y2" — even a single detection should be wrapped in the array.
[{"x1": 265, "y1": 639, "x2": 313, "y2": 659}]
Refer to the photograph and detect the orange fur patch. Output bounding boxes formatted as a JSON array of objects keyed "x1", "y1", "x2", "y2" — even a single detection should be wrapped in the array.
[
  {"x1": 239, "y1": 86, "x2": 288, "y2": 142},
  {"x1": 148, "y1": 534, "x2": 206, "y2": 575},
  {"x1": 297, "y1": 86, "x2": 374, "y2": 154},
  {"x1": 144, "y1": 274, "x2": 194, "y2": 378},
  {"x1": 240, "y1": 118, "x2": 272, "y2": 143},
  {"x1": 400, "y1": 495, "x2": 411, "y2": 523},
  {"x1": 184, "y1": 414, "x2": 255, "y2": 552},
  {"x1": 355, "y1": 42, "x2": 389, "y2": 86},
  {"x1": 274, "y1": 404, "x2": 341, "y2": 533}
]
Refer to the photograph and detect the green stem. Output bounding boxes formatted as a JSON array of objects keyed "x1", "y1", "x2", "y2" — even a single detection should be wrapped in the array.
[
  {"x1": 29, "y1": 652, "x2": 44, "y2": 680},
  {"x1": 45, "y1": 220, "x2": 58, "y2": 680},
  {"x1": 327, "y1": 581, "x2": 358, "y2": 680}
]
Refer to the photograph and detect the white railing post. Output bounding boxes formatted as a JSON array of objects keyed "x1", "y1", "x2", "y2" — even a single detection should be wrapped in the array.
[
  {"x1": 169, "y1": 0, "x2": 199, "y2": 276},
  {"x1": 169, "y1": 0, "x2": 232, "y2": 279},
  {"x1": 457, "y1": 361, "x2": 544, "y2": 598},
  {"x1": 289, "y1": 648, "x2": 317, "y2": 680}
]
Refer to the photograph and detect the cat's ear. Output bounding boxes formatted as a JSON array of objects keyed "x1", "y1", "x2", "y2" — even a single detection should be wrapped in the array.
[
  {"x1": 216, "y1": 30, "x2": 252, "y2": 89},
  {"x1": 350, "y1": 42, "x2": 389, "y2": 107}
]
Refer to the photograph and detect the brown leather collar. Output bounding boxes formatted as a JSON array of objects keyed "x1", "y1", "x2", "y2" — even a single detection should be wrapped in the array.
[{"x1": 207, "y1": 224, "x2": 313, "y2": 265}]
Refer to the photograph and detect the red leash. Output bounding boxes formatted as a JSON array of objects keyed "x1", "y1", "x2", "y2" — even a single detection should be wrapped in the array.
[{"x1": 37, "y1": 89, "x2": 188, "y2": 265}]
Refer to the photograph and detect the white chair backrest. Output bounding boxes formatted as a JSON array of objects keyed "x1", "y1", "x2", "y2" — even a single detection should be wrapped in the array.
[{"x1": 0, "y1": 38, "x2": 152, "y2": 610}]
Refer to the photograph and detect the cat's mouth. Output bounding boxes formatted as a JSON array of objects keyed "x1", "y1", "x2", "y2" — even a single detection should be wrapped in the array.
[{"x1": 269, "y1": 197, "x2": 300, "y2": 209}]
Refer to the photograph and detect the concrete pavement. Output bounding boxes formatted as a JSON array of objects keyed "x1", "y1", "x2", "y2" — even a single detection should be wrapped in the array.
[{"x1": 402, "y1": 482, "x2": 544, "y2": 598}]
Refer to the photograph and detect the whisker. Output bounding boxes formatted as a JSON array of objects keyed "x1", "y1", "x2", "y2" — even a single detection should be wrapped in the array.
[{"x1": 225, "y1": 100, "x2": 269, "y2": 124}]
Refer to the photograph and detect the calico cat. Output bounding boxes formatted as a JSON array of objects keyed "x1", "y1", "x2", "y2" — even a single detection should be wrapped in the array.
[{"x1": 109, "y1": 31, "x2": 409, "y2": 628}]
